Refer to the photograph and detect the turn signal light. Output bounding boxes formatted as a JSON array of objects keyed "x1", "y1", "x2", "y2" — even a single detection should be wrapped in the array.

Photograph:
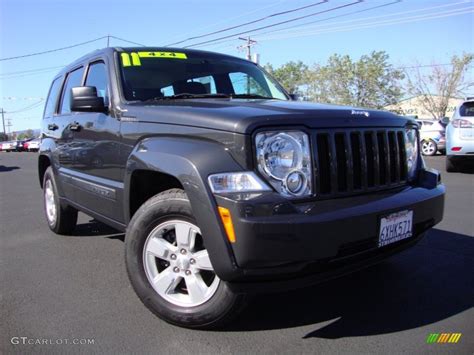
[{"x1": 218, "y1": 206, "x2": 236, "y2": 243}]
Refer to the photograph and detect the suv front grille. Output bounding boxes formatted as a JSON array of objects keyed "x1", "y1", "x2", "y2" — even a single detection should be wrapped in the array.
[{"x1": 313, "y1": 129, "x2": 407, "y2": 198}]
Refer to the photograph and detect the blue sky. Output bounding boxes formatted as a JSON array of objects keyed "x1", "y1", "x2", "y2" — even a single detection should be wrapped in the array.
[{"x1": 1, "y1": 0, "x2": 473, "y2": 132}]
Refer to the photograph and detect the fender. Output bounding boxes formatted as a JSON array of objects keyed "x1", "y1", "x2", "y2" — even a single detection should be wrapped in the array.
[
  {"x1": 38, "y1": 138, "x2": 59, "y2": 186},
  {"x1": 124, "y1": 136, "x2": 245, "y2": 281}
]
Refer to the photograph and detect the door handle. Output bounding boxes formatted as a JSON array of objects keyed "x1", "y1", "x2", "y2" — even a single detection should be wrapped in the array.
[
  {"x1": 47, "y1": 123, "x2": 58, "y2": 131},
  {"x1": 70, "y1": 122, "x2": 82, "y2": 132}
]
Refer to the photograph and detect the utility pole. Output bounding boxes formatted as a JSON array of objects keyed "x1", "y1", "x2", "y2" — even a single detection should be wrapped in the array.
[
  {"x1": 1, "y1": 108, "x2": 5, "y2": 139},
  {"x1": 238, "y1": 37, "x2": 257, "y2": 61},
  {"x1": 107, "y1": 34, "x2": 110, "y2": 47},
  {"x1": 6, "y1": 118, "x2": 12, "y2": 137}
]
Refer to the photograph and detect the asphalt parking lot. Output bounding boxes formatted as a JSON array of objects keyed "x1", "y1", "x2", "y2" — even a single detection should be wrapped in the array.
[{"x1": 1, "y1": 152, "x2": 473, "y2": 354}]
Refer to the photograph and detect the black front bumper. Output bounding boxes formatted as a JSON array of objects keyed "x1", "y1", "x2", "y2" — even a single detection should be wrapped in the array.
[{"x1": 212, "y1": 169, "x2": 445, "y2": 290}]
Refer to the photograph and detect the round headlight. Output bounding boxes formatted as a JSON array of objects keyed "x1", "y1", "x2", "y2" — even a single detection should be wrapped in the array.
[
  {"x1": 260, "y1": 133, "x2": 303, "y2": 180},
  {"x1": 256, "y1": 131, "x2": 312, "y2": 198}
]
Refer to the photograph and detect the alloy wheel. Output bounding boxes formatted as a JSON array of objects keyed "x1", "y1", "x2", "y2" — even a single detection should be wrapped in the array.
[{"x1": 142, "y1": 220, "x2": 220, "y2": 307}]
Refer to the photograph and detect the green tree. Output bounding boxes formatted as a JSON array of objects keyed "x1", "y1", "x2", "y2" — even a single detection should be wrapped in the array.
[
  {"x1": 264, "y1": 61, "x2": 309, "y2": 94},
  {"x1": 307, "y1": 51, "x2": 404, "y2": 108},
  {"x1": 17, "y1": 129, "x2": 34, "y2": 140},
  {"x1": 404, "y1": 53, "x2": 473, "y2": 119}
]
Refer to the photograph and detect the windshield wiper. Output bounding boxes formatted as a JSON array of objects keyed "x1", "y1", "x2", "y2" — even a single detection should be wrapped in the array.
[
  {"x1": 150, "y1": 93, "x2": 231, "y2": 101},
  {"x1": 230, "y1": 94, "x2": 276, "y2": 100}
]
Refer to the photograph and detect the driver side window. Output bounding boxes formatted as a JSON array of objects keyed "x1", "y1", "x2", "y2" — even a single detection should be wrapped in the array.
[{"x1": 85, "y1": 62, "x2": 109, "y2": 105}]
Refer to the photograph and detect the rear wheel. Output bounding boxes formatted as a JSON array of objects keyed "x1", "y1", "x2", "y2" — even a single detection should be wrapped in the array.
[
  {"x1": 421, "y1": 140, "x2": 437, "y2": 156},
  {"x1": 43, "y1": 167, "x2": 78, "y2": 234},
  {"x1": 125, "y1": 189, "x2": 246, "y2": 329},
  {"x1": 446, "y1": 156, "x2": 458, "y2": 173}
]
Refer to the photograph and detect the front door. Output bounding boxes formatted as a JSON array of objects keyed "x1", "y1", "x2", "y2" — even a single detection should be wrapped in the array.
[{"x1": 68, "y1": 60, "x2": 125, "y2": 222}]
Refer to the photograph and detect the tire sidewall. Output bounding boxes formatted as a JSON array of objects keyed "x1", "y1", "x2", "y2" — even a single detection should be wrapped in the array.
[
  {"x1": 125, "y1": 192, "x2": 238, "y2": 328},
  {"x1": 43, "y1": 167, "x2": 60, "y2": 231}
]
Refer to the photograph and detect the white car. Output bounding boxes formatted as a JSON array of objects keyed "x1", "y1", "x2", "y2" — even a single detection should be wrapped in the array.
[
  {"x1": 1, "y1": 141, "x2": 14, "y2": 152},
  {"x1": 416, "y1": 119, "x2": 446, "y2": 156},
  {"x1": 446, "y1": 98, "x2": 474, "y2": 172},
  {"x1": 27, "y1": 139, "x2": 41, "y2": 152}
]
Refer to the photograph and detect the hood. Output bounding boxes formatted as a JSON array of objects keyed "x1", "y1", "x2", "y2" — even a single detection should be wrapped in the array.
[{"x1": 124, "y1": 99, "x2": 413, "y2": 134}]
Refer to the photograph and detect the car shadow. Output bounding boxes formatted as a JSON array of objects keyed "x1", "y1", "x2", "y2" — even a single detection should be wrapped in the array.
[
  {"x1": 72, "y1": 219, "x2": 125, "y2": 241},
  {"x1": 0, "y1": 165, "x2": 20, "y2": 172},
  {"x1": 224, "y1": 228, "x2": 474, "y2": 337},
  {"x1": 457, "y1": 164, "x2": 474, "y2": 174},
  {"x1": 64, "y1": 220, "x2": 473, "y2": 337}
]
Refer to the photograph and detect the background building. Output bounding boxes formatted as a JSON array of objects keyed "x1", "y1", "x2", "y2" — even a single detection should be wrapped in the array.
[{"x1": 385, "y1": 95, "x2": 462, "y2": 119}]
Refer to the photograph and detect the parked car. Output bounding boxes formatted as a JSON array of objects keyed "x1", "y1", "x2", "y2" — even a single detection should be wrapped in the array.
[
  {"x1": 446, "y1": 98, "x2": 474, "y2": 172},
  {"x1": 38, "y1": 47, "x2": 445, "y2": 329},
  {"x1": 1, "y1": 141, "x2": 15, "y2": 152},
  {"x1": 26, "y1": 138, "x2": 40, "y2": 152},
  {"x1": 416, "y1": 119, "x2": 446, "y2": 156}
]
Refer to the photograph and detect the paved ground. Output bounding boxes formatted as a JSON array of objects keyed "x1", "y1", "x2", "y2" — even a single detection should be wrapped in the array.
[{"x1": 1, "y1": 152, "x2": 473, "y2": 354}]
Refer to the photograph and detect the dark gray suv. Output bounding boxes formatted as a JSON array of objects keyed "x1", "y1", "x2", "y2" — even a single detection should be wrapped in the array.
[{"x1": 39, "y1": 47, "x2": 445, "y2": 328}]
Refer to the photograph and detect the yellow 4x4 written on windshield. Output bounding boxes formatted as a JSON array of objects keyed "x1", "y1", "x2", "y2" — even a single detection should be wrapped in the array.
[{"x1": 121, "y1": 52, "x2": 187, "y2": 67}]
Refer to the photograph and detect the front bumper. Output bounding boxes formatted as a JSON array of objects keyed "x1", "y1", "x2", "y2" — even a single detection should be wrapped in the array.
[{"x1": 212, "y1": 169, "x2": 444, "y2": 289}]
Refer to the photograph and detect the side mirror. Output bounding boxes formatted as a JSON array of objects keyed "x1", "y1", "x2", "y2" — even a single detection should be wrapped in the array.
[
  {"x1": 441, "y1": 116, "x2": 450, "y2": 125},
  {"x1": 289, "y1": 93, "x2": 300, "y2": 101},
  {"x1": 70, "y1": 86, "x2": 106, "y2": 113}
]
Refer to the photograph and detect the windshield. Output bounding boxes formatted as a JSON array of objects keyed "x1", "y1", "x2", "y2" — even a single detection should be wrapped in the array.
[{"x1": 118, "y1": 50, "x2": 288, "y2": 101}]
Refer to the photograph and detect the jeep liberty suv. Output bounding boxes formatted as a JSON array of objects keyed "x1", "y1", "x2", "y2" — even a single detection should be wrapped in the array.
[{"x1": 39, "y1": 47, "x2": 445, "y2": 328}]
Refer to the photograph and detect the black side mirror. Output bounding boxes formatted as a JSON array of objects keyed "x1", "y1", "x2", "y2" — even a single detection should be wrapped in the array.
[
  {"x1": 70, "y1": 86, "x2": 106, "y2": 113},
  {"x1": 289, "y1": 93, "x2": 300, "y2": 101}
]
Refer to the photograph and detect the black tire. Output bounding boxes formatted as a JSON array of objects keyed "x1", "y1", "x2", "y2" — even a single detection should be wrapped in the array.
[
  {"x1": 125, "y1": 188, "x2": 246, "y2": 329},
  {"x1": 446, "y1": 156, "x2": 458, "y2": 173},
  {"x1": 42, "y1": 166, "x2": 78, "y2": 234}
]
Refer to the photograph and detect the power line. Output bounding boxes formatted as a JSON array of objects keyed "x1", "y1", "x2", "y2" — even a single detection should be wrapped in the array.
[
  {"x1": 6, "y1": 100, "x2": 44, "y2": 114},
  {"x1": 193, "y1": 0, "x2": 402, "y2": 50},
  {"x1": 397, "y1": 63, "x2": 455, "y2": 69},
  {"x1": 256, "y1": 0, "x2": 469, "y2": 40},
  {"x1": 0, "y1": 65, "x2": 65, "y2": 77},
  {"x1": 109, "y1": 35, "x2": 147, "y2": 47},
  {"x1": 251, "y1": 0, "x2": 403, "y2": 38},
  {"x1": 0, "y1": 34, "x2": 146, "y2": 62},
  {"x1": 255, "y1": 7, "x2": 474, "y2": 42},
  {"x1": 164, "y1": 0, "x2": 288, "y2": 43},
  {"x1": 0, "y1": 68, "x2": 63, "y2": 80},
  {"x1": 184, "y1": 0, "x2": 363, "y2": 48},
  {"x1": 165, "y1": 0, "x2": 328, "y2": 46},
  {"x1": 0, "y1": 36, "x2": 108, "y2": 62}
]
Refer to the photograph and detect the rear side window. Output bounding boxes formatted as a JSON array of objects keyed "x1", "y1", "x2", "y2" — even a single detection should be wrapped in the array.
[
  {"x1": 459, "y1": 102, "x2": 474, "y2": 117},
  {"x1": 60, "y1": 67, "x2": 84, "y2": 115},
  {"x1": 43, "y1": 77, "x2": 62, "y2": 118},
  {"x1": 85, "y1": 62, "x2": 109, "y2": 104}
]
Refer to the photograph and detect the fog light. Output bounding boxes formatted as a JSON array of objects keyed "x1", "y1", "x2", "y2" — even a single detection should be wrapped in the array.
[{"x1": 285, "y1": 171, "x2": 306, "y2": 194}]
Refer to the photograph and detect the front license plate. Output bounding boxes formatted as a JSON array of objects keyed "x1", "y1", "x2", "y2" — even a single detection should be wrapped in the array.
[{"x1": 378, "y1": 210, "x2": 413, "y2": 247}]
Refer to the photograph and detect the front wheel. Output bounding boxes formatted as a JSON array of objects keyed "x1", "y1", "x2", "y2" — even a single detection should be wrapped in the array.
[
  {"x1": 421, "y1": 140, "x2": 438, "y2": 156},
  {"x1": 125, "y1": 189, "x2": 246, "y2": 329}
]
